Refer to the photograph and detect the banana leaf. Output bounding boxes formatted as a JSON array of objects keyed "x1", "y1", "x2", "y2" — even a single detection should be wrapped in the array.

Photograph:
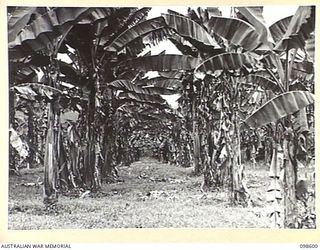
[
  {"x1": 7, "y1": 7, "x2": 37, "y2": 43},
  {"x1": 119, "y1": 55, "x2": 202, "y2": 72},
  {"x1": 274, "y1": 6, "x2": 315, "y2": 51},
  {"x1": 269, "y1": 16, "x2": 292, "y2": 44},
  {"x1": 105, "y1": 17, "x2": 166, "y2": 51},
  {"x1": 237, "y1": 7, "x2": 274, "y2": 47},
  {"x1": 245, "y1": 90, "x2": 314, "y2": 128},
  {"x1": 9, "y1": 8, "x2": 90, "y2": 50},
  {"x1": 162, "y1": 14, "x2": 219, "y2": 49},
  {"x1": 126, "y1": 7, "x2": 151, "y2": 28},
  {"x1": 243, "y1": 74, "x2": 281, "y2": 93},
  {"x1": 195, "y1": 52, "x2": 259, "y2": 74},
  {"x1": 207, "y1": 15, "x2": 262, "y2": 51}
]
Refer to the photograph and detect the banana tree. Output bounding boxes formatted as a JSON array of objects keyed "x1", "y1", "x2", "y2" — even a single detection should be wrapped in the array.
[
  {"x1": 241, "y1": 6, "x2": 315, "y2": 227},
  {"x1": 8, "y1": 7, "x2": 157, "y2": 202},
  {"x1": 158, "y1": 6, "x2": 315, "y2": 209},
  {"x1": 8, "y1": 7, "x2": 98, "y2": 205}
]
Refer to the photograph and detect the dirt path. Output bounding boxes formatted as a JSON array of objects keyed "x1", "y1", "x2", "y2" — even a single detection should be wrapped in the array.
[{"x1": 8, "y1": 158, "x2": 270, "y2": 229}]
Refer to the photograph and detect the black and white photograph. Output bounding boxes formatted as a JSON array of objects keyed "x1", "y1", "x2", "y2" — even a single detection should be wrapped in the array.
[{"x1": 7, "y1": 5, "x2": 316, "y2": 231}]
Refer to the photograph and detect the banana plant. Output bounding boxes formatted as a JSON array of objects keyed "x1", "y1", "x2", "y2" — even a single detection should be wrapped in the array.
[
  {"x1": 8, "y1": 7, "x2": 159, "y2": 203},
  {"x1": 8, "y1": 7, "x2": 99, "y2": 206},
  {"x1": 242, "y1": 6, "x2": 315, "y2": 227}
]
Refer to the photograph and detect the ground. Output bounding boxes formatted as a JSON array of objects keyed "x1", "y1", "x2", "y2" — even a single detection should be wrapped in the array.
[{"x1": 8, "y1": 158, "x2": 286, "y2": 229}]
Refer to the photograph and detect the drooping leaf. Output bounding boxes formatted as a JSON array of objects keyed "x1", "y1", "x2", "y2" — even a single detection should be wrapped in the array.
[
  {"x1": 237, "y1": 7, "x2": 274, "y2": 47},
  {"x1": 243, "y1": 74, "x2": 282, "y2": 93},
  {"x1": 195, "y1": 52, "x2": 259, "y2": 74},
  {"x1": 118, "y1": 55, "x2": 202, "y2": 72},
  {"x1": 126, "y1": 7, "x2": 151, "y2": 28},
  {"x1": 8, "y1": 7, "x2": 92, "y2": 58},
  {"x1": 162, "y1": 14, "x2": 219, "y2": 49},
  {"x1": 105, "y1": 17, "x2": 166, "y2": 51},
  {"x1": 269, "y1": 16, "x2": 292, "y2": 44},
  {"x1": 245, "y1": 91, "x2": 314, "y2": 128},
  {"x1": 7, "y1": 7, "x2": 37, "y2": 43},
  {"x1": 274, "y1": 6, "x2": 315, "y2": 51},
  {"x1": 207, "y1": 16, "x2": 262, "y2": 51},
  {"x1": 77, "y1": 8, "x2": 115, "y2": 24}
]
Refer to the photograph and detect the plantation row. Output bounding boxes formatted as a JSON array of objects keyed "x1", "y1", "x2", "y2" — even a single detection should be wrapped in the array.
[{"x1": 8, "y1": 6, "x2": 315, "y2": 228}]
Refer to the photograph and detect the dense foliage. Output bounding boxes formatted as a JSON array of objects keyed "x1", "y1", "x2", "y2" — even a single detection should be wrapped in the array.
[{"x1": 8, "y1": 6, "x2": 315, "y2": 228}]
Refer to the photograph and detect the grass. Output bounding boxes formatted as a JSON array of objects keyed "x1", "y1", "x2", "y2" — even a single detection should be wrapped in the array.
[{"x1": 8, "y1": 158, "x2": 278, "y2": 229}]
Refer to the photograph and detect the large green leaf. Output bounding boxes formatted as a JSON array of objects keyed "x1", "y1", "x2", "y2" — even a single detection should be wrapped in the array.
[
  {"x1": 8, "y1": 7, "x2": 91, "y2": 58},
  {"x1": 237, "y1": 7, "x2": 274, "y2": 47},
  {"x1": 269, "y1": 16, "x2": 292, "y2": 44},
  {"x1": 207, "y1": 16, "x2": 262, "y2": 51},
  {"x1": 162, "y1": 14, "x2": 219, "y2": 49},
  {"x1": 274, "y1": 6, "x2": 315, "y2": 51},
  {"x1": 195, "y1": 52, "x2": 259, "y2": 74},
  {"x1": 105, "y1": 17, "x2": 166, "y2": 51},
  {"x1": 118, "y1": 55, "x2": 202, "y2": 72},
  {"x1": 7, "y1": 7, "x2": 37, "y2": 43},
  {"x1": 126, "y1": 7, "x2": 151, "y2": 27},
  {"x1": 244, "y1": 91, "x2": 314, "y2": 128}
]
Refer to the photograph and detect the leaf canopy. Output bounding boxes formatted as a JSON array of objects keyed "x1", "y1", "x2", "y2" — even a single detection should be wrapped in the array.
[{"x1": 245, "y1": 90, "x2": 314, "y2": 128}]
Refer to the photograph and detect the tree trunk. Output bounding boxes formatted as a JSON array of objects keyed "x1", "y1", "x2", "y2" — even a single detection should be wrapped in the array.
[
  {"x1": 102, "y1": 120, "x2": 115, "y2": 179},
  {"x1": 283, "y1": 136, "x2": 298, "y2": 228},
  {"x1": 230, "y1": 105, "x2": 248, "y2": 204},
  {"x1": 192, "y1": 97, "x2": 201, "y2": 175},
  {"x1": 84, "y1": 84, "x2": 97, "y2": 189},
  {"x1": 27, "y1": 103, "x2": 35, "y2": 168},
  {"x1": 43, "y1": 101, "x2": 60, "y2": 206},
  {"x1": 43, "y1": 62, "x2": 61, "y2": 206}
]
